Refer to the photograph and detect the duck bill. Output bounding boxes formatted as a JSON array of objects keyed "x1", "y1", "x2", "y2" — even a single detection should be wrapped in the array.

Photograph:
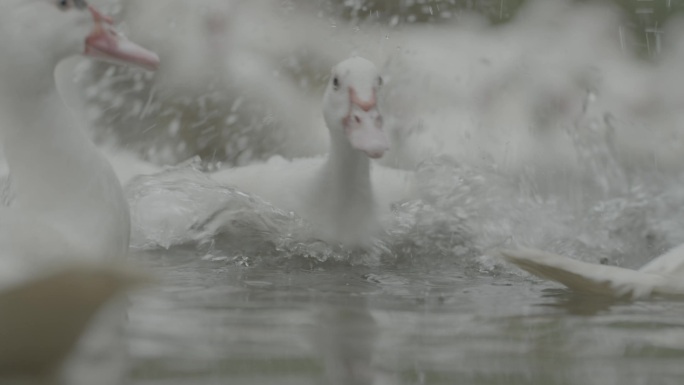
[
  {"x1": 344, "y1": 107, "x2": 389, "y2": 159},
  {"x1": 84, "y1": 7, "x2": 160, "y2": 71}
]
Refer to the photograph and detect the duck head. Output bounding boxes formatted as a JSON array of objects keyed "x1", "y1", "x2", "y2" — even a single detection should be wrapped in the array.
[
  {"x1": 323, "y1": 57, "x2": 389, "y2": 159},
  {"x1": 0, "y1": 0, "x2": 159, "y2": 72}
]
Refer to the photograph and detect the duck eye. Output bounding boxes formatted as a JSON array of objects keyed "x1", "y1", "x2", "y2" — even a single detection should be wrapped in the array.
[
  {"x1": 332, "y1": 76, "x2": 339, "y2": 90},
  {"x1": 57, "y1": 0, "x2": 71, "y2": 10}
]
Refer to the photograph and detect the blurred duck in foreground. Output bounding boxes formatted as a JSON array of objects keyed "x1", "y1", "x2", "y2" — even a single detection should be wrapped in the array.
[{"x1": 0, "y1": 0, "x2": 158, "y2": 382}]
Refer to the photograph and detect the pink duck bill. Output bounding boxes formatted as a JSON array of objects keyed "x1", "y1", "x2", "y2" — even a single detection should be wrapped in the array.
[{"x1": 84, "y1": 5, "x2": 159, "y2": 71}]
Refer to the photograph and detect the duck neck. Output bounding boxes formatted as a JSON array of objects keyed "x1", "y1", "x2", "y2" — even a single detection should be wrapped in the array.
[
  {"x1": 315, "y1": 129, "x2": 376, "y2": 243},
  {"x1": 0, "y1": 68, "x2": 130, "y2": 256},
  {"x1": 325, "y1": 131, "x2": 372, "y2": 191}
]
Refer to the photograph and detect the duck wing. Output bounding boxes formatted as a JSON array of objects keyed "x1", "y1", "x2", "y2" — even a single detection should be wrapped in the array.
[
  {"x1": 638, "y1": 243, "x2": 684, "y2": 276},
  {"x1": 499, "y1": 248, "x2": 684, "y2": 299}
]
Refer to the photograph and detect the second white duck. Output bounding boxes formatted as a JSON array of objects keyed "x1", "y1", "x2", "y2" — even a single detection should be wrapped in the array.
[{"x1": 211, "y1": 57, "x2": 414, "y2": 245}]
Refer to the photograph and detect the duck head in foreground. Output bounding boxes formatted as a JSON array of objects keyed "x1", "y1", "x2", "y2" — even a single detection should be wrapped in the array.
[{"x1": 0, "y1": 0, "x2": 159, "y2": 78}]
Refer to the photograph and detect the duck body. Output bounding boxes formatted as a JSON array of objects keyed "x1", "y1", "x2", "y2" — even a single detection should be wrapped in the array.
[
  {"x1": 0, "y1": 0, "x2": 157, "y2": 262},
  {"x1": 212, "y1": 153, "x2": 412, "y2": 244},
  {"x1": 211, "y1": 57, "x2": 414, "y2": 245},
  {"x1": 0, "y1": 86, "x2": 130, "y2": 262}
]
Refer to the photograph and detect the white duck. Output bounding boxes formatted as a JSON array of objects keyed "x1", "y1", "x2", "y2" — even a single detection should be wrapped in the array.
[
  {"x1": 0, "y1": 0, "x2": 158, "y2": 380},
  {"x1": 211, "y1": 57, "x2": 414, "y2": 245},
  {"x1": 500, "y1": 246, "x2": 684, "y2": 299}
]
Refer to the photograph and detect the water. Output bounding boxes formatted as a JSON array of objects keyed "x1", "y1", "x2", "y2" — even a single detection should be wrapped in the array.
[
  {"x1": 119, "y1": 152, "x2": 684, "y2": 384},
  {"x1": 125, "y1": 253, "x2": 684, "y2": 385},
  {"x1": 40, "y1": 0, "x2": 684, "y2": 383}
]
